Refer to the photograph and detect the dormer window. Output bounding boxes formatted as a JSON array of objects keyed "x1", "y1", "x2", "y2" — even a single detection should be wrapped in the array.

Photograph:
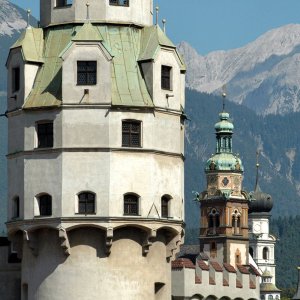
[
  {"x1": 77, "y1": 61, "x2": 97, "y2": 86},
  {"x1": 12, "y1": 67, "x2": 20, "y2": 93},
  {"x1": 55, "y1": 0, "x2": 73, "y2": 7},
  {"x1": 161, "y1": 65, "x2": 172, "y2": 90},
  {"x1": 109, "y1": 0, "x2": 129, "y2": 7}
]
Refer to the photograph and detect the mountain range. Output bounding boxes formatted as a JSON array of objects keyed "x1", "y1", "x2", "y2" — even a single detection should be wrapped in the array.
[{"x1": 178, "y1": 24, "x2": 300, "y2": 116}]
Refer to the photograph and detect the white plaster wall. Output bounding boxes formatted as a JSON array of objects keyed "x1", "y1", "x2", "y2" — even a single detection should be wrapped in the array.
[
  {"x1": 24, "y1": 64, "x2": 39, "y2": 101},
  {"x1": 40, "y1": 0, "x2": 153, "y2": 27},
  {"x1": 229, "y1": 243, "x2": 247, "y2": 266},
  {"x1": 7, "y1": 50, "x2": 25, "y2": 112},
  {"x1": 153, "y1": 49, "x2": 183, "y2": 111},
  {"x1": 62, "y1": 43, "x2": 112, "y2": 105},
  {"x1": 21, "y1": 227, "x2": 171, "y2": 300}
]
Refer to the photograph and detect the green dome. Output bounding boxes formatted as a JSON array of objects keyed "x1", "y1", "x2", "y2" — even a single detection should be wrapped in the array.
[
  {"x1": 214, "y1": 112, "x2": 234, "y2": 132},
  {"x1": 205, "y1": 152, "x2": 244, "y2": 172}
]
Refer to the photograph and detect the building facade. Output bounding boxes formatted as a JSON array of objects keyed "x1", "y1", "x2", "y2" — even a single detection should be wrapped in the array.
[
  {"x1": 171, "y1": 108, "x2": 260, "y2": 300},
  {"x1": 5, "y1": 1, "x2": 185, "y2": 299}
]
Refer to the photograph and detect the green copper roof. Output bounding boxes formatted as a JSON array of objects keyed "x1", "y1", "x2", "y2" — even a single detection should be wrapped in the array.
[
  {"x1": 139, "y1": 25, "x2": 186, "y2": 71},
  {"x1": 10, "y1": 27, "x2": 44, "y2": 64},
  {"x1": 72, "y1": 22, "x2": 104, "y2": 42},
  {"x1": 19, "y1": 24, "x2": 154, "y2": 108},
  {"x1": 205, "y1": 110, "x2": 244, "y2": 172}
]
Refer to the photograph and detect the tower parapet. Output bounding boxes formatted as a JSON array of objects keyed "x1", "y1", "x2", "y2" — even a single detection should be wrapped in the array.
[{"x1": 40, "y1": 0, "x2": 154, "y2": 28}]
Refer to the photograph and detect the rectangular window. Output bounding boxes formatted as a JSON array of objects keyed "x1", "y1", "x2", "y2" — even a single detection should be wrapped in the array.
[
  {"x1": 124, "y1": 194, "x2": 138, "y2": 216},
  {"x1": 122, "y1": 121, "x2": 141, "y2": 147},
  {"x1": 77, "y1": 61, "x2": 97, "y2": 85},
  {"x1": 78, "y1": 193, "x2": 95, "y2": 214},
  {"x1": 55, "y1": 0, "x2": 73, "y2": 7},
  {"x1": 37, "y1": 122, "x2": 53, "y2": 148},
  {"x1": 12, "y1": 67, "x2": 20, "y2": 92},
  {"x1": 109, "y1": 0, "x2": 129, "y2": 6},
  {"x1": 161, "y1": 65, "x2": 172, "y2": 90}
]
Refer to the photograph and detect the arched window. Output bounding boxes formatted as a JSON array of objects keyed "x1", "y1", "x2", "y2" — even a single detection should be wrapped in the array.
[
  {"x1": 232, "y1": 209, "x2": 241, "y2": 235},
  {"x1": 268, "y1": 295, "x2": 274, "y2": 300},
  {"x1": 78, "y1": 192, "x2": 95, "y2": 214},
  {"x1": 161, "y1": 195, "x2": 171, "y2": 218},
  {"x1": 208, "y1": 208, "x2": 220, "y2": 235},
  {"x1": 263, "y1": 247, "x2": 269, "y2": 260},
  {"x1": 124, "y1": 194, "x2": 139, "y2": 216},
  {"x1": 249, "y1": 247, "x2": 254, "y2": 257},
  {"x1": 38, "y1": 194, "x2": 52, "y2": 216},
  {"x1": 261, "y1": 296, "x2": 265, "y2": 300},
  {"x1": 12, "y1": 196, "x2": 20, "y2": 218}
]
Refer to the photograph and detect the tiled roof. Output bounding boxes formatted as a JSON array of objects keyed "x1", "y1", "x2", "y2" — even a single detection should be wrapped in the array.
[
  {"x1": 249, "y1": 264, "x2": 261, "y2": 276},
  {"x1": 209, "y1": 277, "x2": 216, "y2": 285},
  {"x1": 236, "y1": 279, "x2": 243, "y2": 288},
  {"x1": 17, "y1": 24, "x2": 155, "y2": 108},
  {"x1": 223, "y1": 278, "x2": 229, "y2": 286},
  {"x1": 210, "y1": 261, "x2": 223, "y2": 272},
  {"x1": 197, "y1": 260, "x2": 209, "y2": 271},
  {"x1": 195, "y1": 275, "x2": 201, "y2": 284},
  {"x1": 223, "y1": 263, "x2": 237, "y2": 273},
  {"x1": 172, "y1": 258, "x2": 195, "y2": 269},
  {"x1": 250, "y1": 279, "x2": 256, "y2": 289},
  {"x1": 237, "y1": 265, "x2": 250, "y2": 274}
]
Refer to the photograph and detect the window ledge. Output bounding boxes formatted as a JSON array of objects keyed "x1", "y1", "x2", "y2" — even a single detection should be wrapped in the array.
[
  {"x1": 75, "y1": 213, "x2": 97, "y2": 215},
  {"x1": 123, "y1": 214, "x2": 141, "y2": 217},
  {"x1": 34, "y1": 215, "x2": 52, "y2": 218},
  {"x1": 54, "y1": 5, "x2": 72, "y2": 9}
]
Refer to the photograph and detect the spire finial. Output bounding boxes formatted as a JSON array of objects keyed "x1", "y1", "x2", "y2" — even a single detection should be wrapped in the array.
[
  {"x1": 255, "y1": 150, "x2": 260, "y2": 190},
  {"x1": 155, "y1": 6, "x2": 159, "y2": 25},
  {"x1": 27, "y1": 9, "x2": 31, "y2": 28},
  {"x1": 162, "y1": 19, "x2": 166, "y2": 33},
  {"x1": 86, "y1": 2, "x2": 90, "y2": 22},
  {"x1": 222, "y1": 84, "x2": 227, "y2": 112}
]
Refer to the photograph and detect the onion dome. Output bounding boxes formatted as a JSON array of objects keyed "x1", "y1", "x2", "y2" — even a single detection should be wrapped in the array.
[
  {"x1": 260, "y1": 270, "x2": 281, "y2": 293},
  {"x1": 205, "y1": 111, "x2": 243, "y2": 172},
  {"x1": 249, "y1": 185, "x2": 273, "y2": 213},
  {"x1": 249, "y1": 155, "x2": 273, "y2": 213}
]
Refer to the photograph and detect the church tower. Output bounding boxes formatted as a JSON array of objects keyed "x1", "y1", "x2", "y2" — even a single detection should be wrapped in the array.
[
  {"x1": 199, "y1": 101, "x2": 249, "y2": 267},
  {"x1": 5, "y1": 1, "x2": 185, "y2": 299}
]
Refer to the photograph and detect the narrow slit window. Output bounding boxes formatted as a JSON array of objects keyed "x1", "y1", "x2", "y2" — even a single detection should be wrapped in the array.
[
  {"x1": 77, "y1": 61, "x2": 97, "y2": 85},
  {"x1": 161, "y1": 65, "x2": 172, "y2": 90},
  {"x1": 12, "y1": 67, "x2": 20, "y2": 92},
  {"x1": 161, "y1": 196, "x2": 169, "y2": 218}
]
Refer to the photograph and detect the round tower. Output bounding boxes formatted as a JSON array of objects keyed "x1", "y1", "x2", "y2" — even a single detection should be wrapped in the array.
[
  {"x1": 199, "y1": 106, "x2": 249, "y2": 267},
  {"x1": 6, "y1": 1, "x2": 185, "y2": 299}
]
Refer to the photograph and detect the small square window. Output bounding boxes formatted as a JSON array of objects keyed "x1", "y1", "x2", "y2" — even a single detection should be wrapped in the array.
[
  {"x1": 37, "y1": 122, "x2": 53, "y2": 148},
  {"x1": 77, "y1": 61, "x2": 97, "y2": 86},
  {"x1": 12, "y1": 67, "x2": 20, "y2": 93},
  {"x1": 122, "y1": 120, "x2": 141, "y2": 147},
  {"x1": 109, "y1": 0, "x2": 129, "y2": 6},
  {"x1": 161, "y1": 65, "x2": 172, "y2": 90}
]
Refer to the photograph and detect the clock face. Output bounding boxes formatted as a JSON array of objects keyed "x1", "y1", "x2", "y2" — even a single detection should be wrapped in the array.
[
  {"x1": 254, "y1": 224, "x2": 261, "y2": 233},
  {"x1": 222, "y1": 177, "x2": 229, "y2": 187}
]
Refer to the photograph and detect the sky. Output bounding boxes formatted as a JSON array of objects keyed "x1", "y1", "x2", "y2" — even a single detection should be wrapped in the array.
[{"x1": 8, "y1": 0, "x2": 300, "y2": 54}]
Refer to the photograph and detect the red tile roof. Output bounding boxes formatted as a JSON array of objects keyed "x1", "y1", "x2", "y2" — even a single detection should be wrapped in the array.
[
  {"x1": 237, "y1": 264, "x2": 250, "y2": 274},
  {"x1": 195, "y1": 275, "x2": 201, "y2": 284},
  {"x1": 197, "y1": 260, "x2": 210, "y2": 270},
  {"x1": 236, "y1": 279, "x2": 243, "y2": 288},
  {"x1": 223, "y1": 263, "x2": 237, "y2": 273},
  {"x1": 249, "y1": 264, "x2": 261, "y2": 276},
  {"x1": 223, "y1": 278, "x2": 229, "y2": 286},
  {"x1": 210, "y1": 261, "x2": 223, "y2": 272},
  {"x1": 209, "y1": 276, "x2": 216, "y2": 285},
  {"x1": 172, "y1": 258, "x2": 195, "y2": 269},
  {"x1": 249, "y1": 279, "x2": 256, "y2": 289}
]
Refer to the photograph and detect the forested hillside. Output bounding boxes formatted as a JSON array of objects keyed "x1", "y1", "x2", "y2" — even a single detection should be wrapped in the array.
[{"x1": 184, "y1": 89, "x2": 300, "y2": 229}]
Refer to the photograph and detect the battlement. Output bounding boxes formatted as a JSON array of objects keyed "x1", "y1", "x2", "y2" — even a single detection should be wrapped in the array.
[{"x1": 171, "y1": 257, "x2": 260, "y2": 300}]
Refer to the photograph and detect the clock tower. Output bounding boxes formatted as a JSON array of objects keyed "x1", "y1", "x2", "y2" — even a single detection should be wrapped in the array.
[{"x1": 199, "y1": 107, "x2": 249, "y2": 267}]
